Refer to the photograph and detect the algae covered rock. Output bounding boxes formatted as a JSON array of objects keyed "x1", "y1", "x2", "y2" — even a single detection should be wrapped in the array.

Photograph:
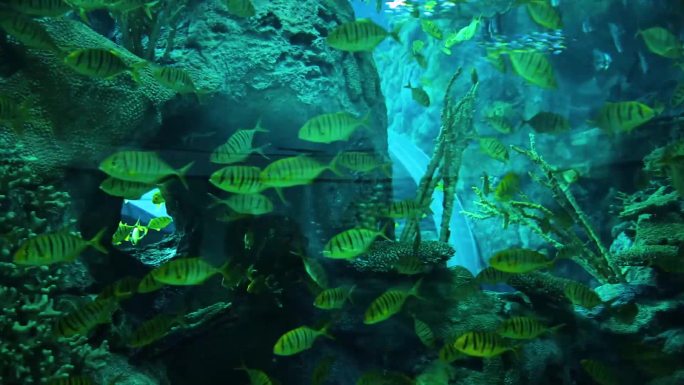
[{"x1": 0, "y1": 18, "x2": 174, "y2": 176}]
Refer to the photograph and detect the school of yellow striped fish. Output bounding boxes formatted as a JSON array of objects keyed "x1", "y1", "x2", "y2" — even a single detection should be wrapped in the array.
[{"x1": 2, "y1": 0, "x2": 682, "y2": 384}]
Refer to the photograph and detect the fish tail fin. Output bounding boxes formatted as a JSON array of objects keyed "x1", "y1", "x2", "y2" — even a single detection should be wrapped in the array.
[
  {"x1": 409, "y1": 277, "x2": 424, "y2": 299},
  {"x1": 130, "y1": 60, "x2": 150, "y2": 85},
  {"x1": 207, "y1": 192, "x2": 224, "y2": 208},
  {"x1": 89, "y1": 227, "x2": 109, "y2": 254},
  {"x1": 328, "y1": 153, "x2": 343, "y2": 177},
  {"x1": 272, "y1": 187, "x2": 288, "y2": 205},
  {"x1": 255, "y1": 143, "x2": 271, "y2": 160},
  {"x1": 319, "y1": 323, "x2": 334, "y2": 340},
  {"x1": 390, "y1": 24, "x2": 402, "y2": 43},
  {"x1": 547, "y1": 323, "x2": 566, "y2": 334},
  {"x1": 253, "y1": 118, "x2": 269, "y2": 133},
  {"x1": 377, "y1": 221, "x2": 392, "y2": 241},
  {"x1": 194, "y1": 88, "x2": 214, "y2": 105},
  {"x1": 176, "y1": 161, "x2": 194, "y2": 189},
  {"x1": 380, "y1": 162, "x2": 392, "y2": 178},
  {"x1": 143, "y1": 0, "x2": 159, "y2": 19},
  {"x1": 510, "y1": 345, "x2": 522, "y2": 360},
  {"x1": 347, "y1": 284, "x2": 357, "y2": 305},
  {"x1": 361, "y1": 111, "x2": 371, "y2": 128},
  {"x1": 219, "y1": 260, "x2": 232, "y2": 277}
]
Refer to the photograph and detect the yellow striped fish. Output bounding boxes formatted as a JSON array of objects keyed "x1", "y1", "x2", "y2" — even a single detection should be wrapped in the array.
[
  {"x1": 111, "y1": 221, "x2": 134, "y2": 245},
  {"x1": 453, "y1": 331, "x2": 516, "y2": 358},
  {"x1": 294, "y1": 251, "x2": 328, "y2": 289},
  {"x1": 445, "y1": 17, "x2": 480, "y2": 48},
  {"x1": 127, "y1": 314, "x2": 181, "y2": 348},
  {"x1": 412, "y1": 315, "x2": 435, "y2": 347},
  {"x1": 5, "y1": 0, "x2": 71, "y2": 16},
  {"x1": 486, "y1": 115, "x2": 513, "y2": 134},
  {"x1": 526, "y1": 1, "x2": 562, "y2": 30},
  {"x1": 97, "y1": 276, "x2": 139, "y2": 301},
  {"x1": 592, "y1": 101, "x2": 655, "y2": 133},
  {"x1": 147, "y1": 216, "x2": 172, "y2": 231},
  {"x1": 210, "y1": 121, "x2": 269, "y2": 164},
  {"x1": 497, "y1": 316, "x2": 564, "y2": 339},
  {"x1": 209, "y1": 165, "x2": 265, "y2": 194},
  {"x1": 404, "y1": 81, "x2": 430, "y2": 107},
  {"x1": 508, "y1": 51, "x2": 557, "y2": 89},
  {"x1": 671, "y1": 84, "x2": 684, "y2": 108},
  {"x1": 53, "y1": 298, "x2": 118, "y2": 337},
  {"x1": 64, "y1": 48, "x2": 140, "y2": 81},
  {"x1": 313, "y1": 285, "x2": 355, "y2": 310},
  {"x1": 99, "y1": 177, "x2": 154, "y2": 200},
  {"x1": 564, "y1": 282, "x2": 602, "y2": 309},
  {"x1": 298, "y1": 112, "x2": 369, "y2": 144},
  {"x1": 493, "y1": 172, "x2": 520, "y2": 201},
  {"x1": 522, "y1": 111, "x2": 570, "y2": 134},
  {"x1": 151, "y1": 257, "x2": 231, "y2": 286},
  {"x1": 489, "y1": 248, "x2": 554, "y2": 273},
  {"x1": 0, "y1": 12, "x2": 59, "y2": 51},
  {"x1": 137, "y1": 271, "x2": 165, "y2": 293},
  {"x1": 383, "y1": 198, "x2": 431, "y2": 219},
  {"x1": 333, "y1": 151, "x2": 390, "y2": 176},
  {"x1": 226, "y1": 0, "x2": 255, "y2": 18},
  {"x1": 273, "y1": 324, "x2": 332, "y2": 356},
  {"x1": 209, "y1": 193, "x2": 273, "y2": 215},
  {"x1": 13, "y1": 228, "x2": 108, "y2": 266},
  {"x1": 363, "y1": 279, "x2": 422, "y2": 324},
  {"x1": 323, "y1": 226, "x2": 390, "y2": 259},
  {"x1": 420, "y1": 18, "x2": 442, "y2": 40},
  {"x1": 485, "y1": 49, "x2": 507, "y2": 72},
  {"x1": 474, "y1": 266, "x2": 512, "y2": 284},
  {"x1": 327, "y1": 19, "x2": 398, "y2": 52},
  {"x1": 48, "y1": 376, "x2": 94, "y2": 385},
  {"x1": 580, "y1": 359, "x2": 618, "y2": 385},
  {"x1": 261, "y1": 155, "x2": 338, "y2": 188},
  {"x1": 479, "y1": 137, "x2": 509, "y2": 163},
  {"x1": 439, "y1": 340, "x2": 466, "y2": 362},
  {"x1": 394, "y1": 254, "x2": 426, "y2": 275},
  {"x1": 151, "y1": 189, "x2": 165, "y2": 206},
  {"x1": 636, "y1": 27, "x2": 682, "y2": 59},
  {"x1": 234, "y1": 363, "x2": 272, "y2": 385},
  {"x1": 143, "y1": 64, "x2": 196, "y2": 94},
  {"x1": 99, "y1": 151, "x2": 194, "y2": 189},
  {"x1": 312, "y1": 356, "x2": 334, "y2": 385},
  {"x1": 0, "y1": 95, "x2": 28, "y2": 132}
]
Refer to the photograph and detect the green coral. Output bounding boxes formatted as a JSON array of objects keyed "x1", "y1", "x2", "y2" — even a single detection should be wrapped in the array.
[
  {"x1": 464, "y1": 133, "x2": 622, "y2": 284},
  {"x1": 400, "y1": 68, "x2": 477, "y2": 244}
]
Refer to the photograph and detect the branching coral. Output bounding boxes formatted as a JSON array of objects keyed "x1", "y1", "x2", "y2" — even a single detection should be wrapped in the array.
[
  {"x1": 400, "y1": 68, "x2": 477, "y2": 245},
  {"x1": 462, "y1": 133, "x2": 623, "y2": 284}
]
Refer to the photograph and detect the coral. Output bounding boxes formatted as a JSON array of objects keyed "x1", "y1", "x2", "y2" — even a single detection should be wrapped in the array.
[
  {"x1": 350, "y1": 240, "x2": 454, "y2": 272},
  {"x1": 401, "y1": 68, "x2": 477, "y2": 244},
  {"x1": 616, "y1": 186, "x2": 680, "y2": 218},
  {"x1": 0, "y1": 139, "x2": 71, "y2": 258},
  {"x1": 464, "y1": 133, "x2": 622, "y2": 284},
  {"x1": 0, "y1": 263, "x2": 108, "y2": 384}
]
